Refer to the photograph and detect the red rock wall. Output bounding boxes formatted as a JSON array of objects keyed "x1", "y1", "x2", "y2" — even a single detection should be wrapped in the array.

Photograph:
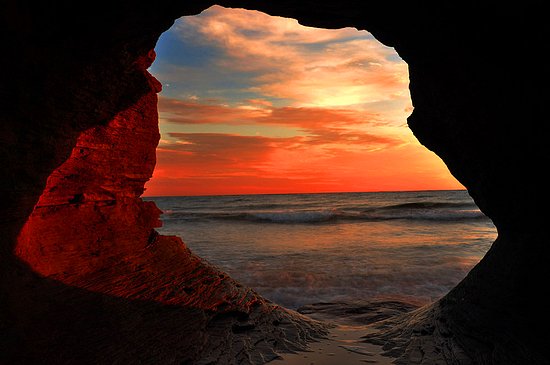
[
  {"x1": 15, "y1": 71, "x2": 161, "y2": 279},
  {"x1": 7, "y1": 47, "x2": 325, "y2": 364},
  {"x1": 14, "y1": 56, "x2": 261, "y2": 309}
]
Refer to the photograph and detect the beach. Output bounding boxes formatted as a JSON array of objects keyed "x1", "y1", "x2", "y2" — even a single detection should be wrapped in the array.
[
  {"x1": 147, "y1": 190, "x2": 496, "y2": 362},
  {"x1": 148, "y1": 190, "x2": 496, "y2": 309}
]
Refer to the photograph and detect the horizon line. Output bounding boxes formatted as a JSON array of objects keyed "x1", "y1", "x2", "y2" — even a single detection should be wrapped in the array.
[{"x1": 143, "y1": 188, "x2": 467, "y2": 199}]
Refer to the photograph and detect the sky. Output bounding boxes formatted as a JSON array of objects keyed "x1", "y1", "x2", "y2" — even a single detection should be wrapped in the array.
[{"x1": 144, "y1": 5, "x2": 463, "y2": 196}]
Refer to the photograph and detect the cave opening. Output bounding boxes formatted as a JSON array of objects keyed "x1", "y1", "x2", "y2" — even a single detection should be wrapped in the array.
[
  {"x1": 4, "y1": 2, "x2": 546, "y2": 364},
  {"x1": 144, "y1": 5, "x2": 497, "y2": 310}
]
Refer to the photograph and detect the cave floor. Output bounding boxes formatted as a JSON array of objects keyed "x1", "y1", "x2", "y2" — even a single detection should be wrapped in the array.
[
  {"x1": 273, "y1": 324, "x2": 392, "y2": 365},
  {"x1": 272, "y1": 300, "x2": 419, "y2": 364}
]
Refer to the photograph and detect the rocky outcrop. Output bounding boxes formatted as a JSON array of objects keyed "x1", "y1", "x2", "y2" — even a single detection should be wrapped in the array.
[
  {"x1": 15, "y1": 60, "x2": 162, "y2": 279},
  {"x1": 1, "y1": 1, "x2": 547, "y2": 364},
  {"x1": 7, "y1": 47, "x2": 326, "y2": 363}
]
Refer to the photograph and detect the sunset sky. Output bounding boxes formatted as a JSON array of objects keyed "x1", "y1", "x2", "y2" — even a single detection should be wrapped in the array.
[{"x1": 144, "y1": 5, "x2": 463, "y2": 196}]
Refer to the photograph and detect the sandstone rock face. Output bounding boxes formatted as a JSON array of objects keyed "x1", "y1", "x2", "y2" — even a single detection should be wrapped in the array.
[
  {"x1": 1, "y1": 1, "x2": 548, "y2": 364},
  {"x1": 15, "y1": 70, "x2": 162, "y2": 278},
  {"x1": 6, "y1": 46, "x2": 326, "y2": 363}
]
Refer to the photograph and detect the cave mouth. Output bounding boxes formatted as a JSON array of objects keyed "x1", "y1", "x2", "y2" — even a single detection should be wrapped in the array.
[
  {"x1": 144, "y1": 5, "x2": 497, "y2": 311},
  {"x1": 5, "y1": 2, "x2": 545, "y2": 364}
]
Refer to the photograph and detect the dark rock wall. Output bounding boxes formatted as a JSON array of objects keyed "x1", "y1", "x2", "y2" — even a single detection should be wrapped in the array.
[{"x1": 1, "y1": 1, "x2": 547, "y2": 364}]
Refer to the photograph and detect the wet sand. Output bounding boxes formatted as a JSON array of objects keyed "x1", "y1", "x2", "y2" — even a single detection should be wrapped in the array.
[
  {"x1": 273, "y1": 300, "x2": 421, "y2": 364},
  {"x1": 273, "y1": 325, "x2": 394, "y2": 365}
]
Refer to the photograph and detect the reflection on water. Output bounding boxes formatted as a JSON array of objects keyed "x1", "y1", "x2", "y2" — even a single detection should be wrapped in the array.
[{"x1": 148, "y1": 190, "x2": 497, "y2": 309}]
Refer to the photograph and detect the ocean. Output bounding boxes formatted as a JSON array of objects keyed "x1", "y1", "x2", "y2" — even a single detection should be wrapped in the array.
[{"x1": 147, "y1": 190, "x2": 497, "y2": 309}]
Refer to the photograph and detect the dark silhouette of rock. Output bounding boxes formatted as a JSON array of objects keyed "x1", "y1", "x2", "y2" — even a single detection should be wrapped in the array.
[
  {"x1": 1, "y1": 1, "x2": 547, "y2": 364},
  {"x1": 4, "y1": 42, "x2": 326, "y2": 364}
]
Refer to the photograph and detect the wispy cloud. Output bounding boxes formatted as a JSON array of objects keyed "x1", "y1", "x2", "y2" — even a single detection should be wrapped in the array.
[
  {"x1": 159, "y1": 96, "x2": 382, "y2": 128},
  {"x1": 144, "y1": 6, "x2": 462, "y2": 196},
  {"x1": 167, "y1": 5, "x2": 410, "y2": 109},
  {"x1": 158, "y1": 96, "x2": 401, "y2": 152}
]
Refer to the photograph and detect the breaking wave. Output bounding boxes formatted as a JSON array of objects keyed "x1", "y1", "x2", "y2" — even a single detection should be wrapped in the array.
[{"x1": 163, "y1": 204, "x2": 486, "y2": 224}]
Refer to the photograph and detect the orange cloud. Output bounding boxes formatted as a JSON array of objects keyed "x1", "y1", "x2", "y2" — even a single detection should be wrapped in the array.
[
  {"x1": 144, "y1": 6, "x2": 463, "y2": 196},
  {"x1": 146, "y1": 131, "x2": 463, "y2": 197},
  {"x1": 158, "y1": 97, "x2": 401, "y2": 152},
  {"x1": 173, "y1": 5, "x2": 411, "y2": 109},
  {"x1": 159, "y1": 96, "x2": 381, "y2": 128}
]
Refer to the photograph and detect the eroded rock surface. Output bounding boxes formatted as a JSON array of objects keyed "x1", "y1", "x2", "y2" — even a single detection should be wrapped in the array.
[{"x1": 8, "y1": 56, "x2": 326, "y2": 363}]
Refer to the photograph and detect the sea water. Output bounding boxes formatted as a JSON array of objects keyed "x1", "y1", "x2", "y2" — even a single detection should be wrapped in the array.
[{"x1": 147, "y1": 190, "x2": 496, "y2": 309}]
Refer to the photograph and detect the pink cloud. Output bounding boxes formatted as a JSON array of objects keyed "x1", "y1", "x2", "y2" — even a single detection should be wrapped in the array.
[
  {"x1": 158, "y1": 96, "x2": 391, "y2": 136},
  {"x1": 158, "y1": 97, "x2": 402, "y2": 155},
  {"x1": 143, "y1": 7, "x2": 463, "y2": 196},
  {"x1": 174, "y1": 6, "x2": 411, "y2": 109}
]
